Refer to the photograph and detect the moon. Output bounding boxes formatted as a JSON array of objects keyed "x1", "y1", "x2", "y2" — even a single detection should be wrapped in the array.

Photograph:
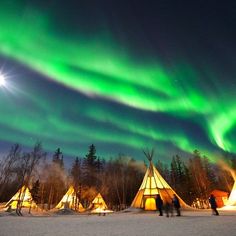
[{"x1": 0, "y1": 74, "x2": 6, "y2": 86}]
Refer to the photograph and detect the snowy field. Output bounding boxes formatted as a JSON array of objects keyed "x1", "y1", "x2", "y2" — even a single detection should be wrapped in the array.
[{"x1": 0, "y1": 210, "x2": 236, "y2": 236}]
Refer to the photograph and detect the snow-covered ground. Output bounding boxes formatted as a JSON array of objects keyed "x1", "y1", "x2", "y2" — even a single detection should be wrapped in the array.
[{"x1": 0, "y1": 209, "x2": 236, "y2": 236}]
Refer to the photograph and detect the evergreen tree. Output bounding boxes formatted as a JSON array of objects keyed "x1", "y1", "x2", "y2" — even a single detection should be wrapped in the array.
[
  {"x1": 170, "y1": 156, "x2": 178, "y2": 189},
  {"x1": 96, "y1": 157, "x2": 103, "y2": 173},
  {"x1": 156, "y1": 160, "x2": 164, "y2": 175},
  {"x1": 182, "y1": 163, "x2": 195, "y2": 204},
  {"x1": 44, "y1": 148, "x2": 66, "y2": 210},
  {"x1": 53, "y1": 148, "x2": 64, "y2": 169},
  {"x1": 202, "y1": 156, "x2": 217, "y2": 192},
  {"x1": 156, "y1": 160, "x2": 171, "y2": 184},
  {"x1": 71, "y1": 157, "x2": 81, "y2": 187},
  {"x1": 85, "y1": 144, "x2": 97, "y2": 166},
  {"x1": 170, "y1": 155, "x2": 187, "y2": 200},
  {"x1": 70, "y1": 157, "x2": 82, "y2": 209},
  {"x1": 31, "y1": 179, "x2": 40, "y2": 204},
  {"x1": 82, "y1": 144, "x2": 98, "y2": 187}
]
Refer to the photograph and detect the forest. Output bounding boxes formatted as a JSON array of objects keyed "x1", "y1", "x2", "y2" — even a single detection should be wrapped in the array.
[{"x1": 0, "y1": 142, "x2": 235, "y2": 211}]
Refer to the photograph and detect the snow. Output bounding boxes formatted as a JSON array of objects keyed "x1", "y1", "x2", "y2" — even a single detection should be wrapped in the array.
[{"x1": 0, "y1": 209, "x2": 236, "y2": 236}]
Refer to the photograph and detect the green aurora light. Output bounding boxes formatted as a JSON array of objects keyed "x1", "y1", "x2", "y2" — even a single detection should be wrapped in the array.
[{"x1": 0, "y1": 1, "x2": 235, "y2": 161}]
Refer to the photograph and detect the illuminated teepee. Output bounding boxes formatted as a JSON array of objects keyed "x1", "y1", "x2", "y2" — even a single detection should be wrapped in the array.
[
  {"x1": 227, "y1": 181, "x2": 236, "y2": 206},
  {"x1": 5, "y1": 185, "x2": 37, "y2": 210},
  {"x1": 221, "y1": 165, "x2": 236, "y2": 210},
  {"x1": 55, "y1": 186, "x2": 85, "y2": 212},
  {"x1": 131, "y1": 150, "x2": 189, "y2": 210},
  {"x1": 89, "y1": 193, "x2": 113, "y2": 213}
]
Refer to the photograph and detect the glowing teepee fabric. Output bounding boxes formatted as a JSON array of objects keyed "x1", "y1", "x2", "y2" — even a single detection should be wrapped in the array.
[
  {"x1": 55, "y1": 186, "x2": 84, "y2": 212},
  {"x1": 225, "y1": 181, "x2": 236, "y2": 206},
  {"x1": 131, "y1": 161, "x2": 188, "y2": 210},
  {"x1": 5, "y1": 185, "x2": 37, "y2": 209}
]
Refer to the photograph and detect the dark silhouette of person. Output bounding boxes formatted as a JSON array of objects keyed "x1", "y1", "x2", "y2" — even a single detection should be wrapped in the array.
[
  {"x1": 209, "y1": 194, "x2": 219, "y2": 215},
  {"x1": 156, "y1": 194, "x2": 163, "y2": 216},
  {"x1": 172, "y1": 194, "x2": 181, "y2": 216},
  {"x1": 165, "y1": 200, "x2": 173, "y2": 217}
]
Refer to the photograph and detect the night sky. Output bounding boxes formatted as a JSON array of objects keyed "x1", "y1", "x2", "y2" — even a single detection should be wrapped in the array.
[{"x1": 0, "y1": 0, "x2": 235, "y2": 162}]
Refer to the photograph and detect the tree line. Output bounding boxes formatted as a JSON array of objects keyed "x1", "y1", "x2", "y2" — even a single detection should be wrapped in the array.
[{"x1": 0, "y1": 143, "x2": 235, "y2": 212}]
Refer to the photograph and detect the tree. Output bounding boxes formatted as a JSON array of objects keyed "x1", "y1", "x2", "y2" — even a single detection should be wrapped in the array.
[
  {"x1": 82, "y1": 144, "x2": 99, "y2": 187},
  {"x1": 202, "y1": 156, "x2": 217, "y2": 192},
  {"x1": 16, "y1": 142, "x2": 46, "y2": 214},
  {"x1": 188, "y1": 150, "x2": 210, "y2": 208},
  {"x1": 182, "y1": 164, "x2": 195, "y2": 204},
  {"x1": 0, "y1": 144, "x2": 21, "y2": 201},
  {"x1": 170, "y1": 156, "x2": 178, "y2": 189},
  {"x1": 71, "y1": 157, "x2": 82, "y2": 208},
  {"x1": 100, "y1": 155, "x2": 144, "y2": 210},
  {"x1": 156, "y1": 160, "x2": 164, "y2": 176},
  {"x1": 45, "y1": 153, "x2": 67, "y2": 210},
  {"x1": 170, "y1": 155, "x2": 190, "y2": 202},
  {"x1": 53, "y1": 148, "x2": 64, "y2": 169},
  {"x1": 85, "y1": 144, "x2": 97, "y2": 167},
  {"x1": 71, "y1": 157, "x2": 82, "y2": 186},
  {"x1": 31, "y1": 179, "x2": 40, "y2": 204}
]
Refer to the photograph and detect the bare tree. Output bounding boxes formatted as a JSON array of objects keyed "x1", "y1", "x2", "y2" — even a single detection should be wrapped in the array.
[
  {"x1": 16, "y1": 142, "x2": 46, "y2": 215},
  {"x1": 0, "y1": 144, "x2": 21, "y2": 201}
]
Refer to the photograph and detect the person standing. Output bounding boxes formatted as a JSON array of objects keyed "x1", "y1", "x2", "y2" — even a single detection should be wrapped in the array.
[
  {"x1": 156, "y1": 194, "x2": 163, "y2": 216},
  {"x1": 172, "y1": 194, "x2": 181, "y2": 216},
  {"x1": 165, "y1": 200, "x2": 173, "y2": 217},
  {"x1": 209, "y1": 194, "x2": 219, "y2": 215}
]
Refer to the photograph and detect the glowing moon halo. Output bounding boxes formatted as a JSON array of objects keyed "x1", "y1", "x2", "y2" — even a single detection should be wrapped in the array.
[{"x1": 0, "y1": 74, "x2": 6, "y2": 86}]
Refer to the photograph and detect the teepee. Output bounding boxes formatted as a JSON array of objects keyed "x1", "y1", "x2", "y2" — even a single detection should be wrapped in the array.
[
  {"x1": 55, "y1": 186, "x2": 85, "y2": 212},
  {"x1": 224, "y1": 181, "x2": 236, "y2": 207},
  {"x1": 89, "y1": 193, "x2": 113, "y2": 213},
  {"x1": 5, "y1": 185, "x2": 37, "y2": 210},
  {"x1": 131, "y1": 150, "x2": 188, "y2": 210}
]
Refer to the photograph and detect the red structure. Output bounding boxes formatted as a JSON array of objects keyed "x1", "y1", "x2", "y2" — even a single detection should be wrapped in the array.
[{"x1": 211, "y1": 190, "x2": 229, "y2": 208}]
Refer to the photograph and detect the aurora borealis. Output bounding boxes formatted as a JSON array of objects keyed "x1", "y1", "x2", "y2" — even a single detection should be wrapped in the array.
[{"x1": 0, "y1": 0, "x2": 235, "y2": 161}]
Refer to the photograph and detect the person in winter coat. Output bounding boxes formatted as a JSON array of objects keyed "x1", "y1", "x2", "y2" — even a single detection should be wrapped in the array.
[
  {"x1": 172, "y1": 194, "x2": 181, "y2": 216},
  {"x1": 156, "y1": 194, "x2": 163, "y2": 216},
  {"x1": 209, "y1": 194, "x2": 219, "y2": 215},
  {"x1": 165, "y1": 200, "x2": 173, "y2": 217}
]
